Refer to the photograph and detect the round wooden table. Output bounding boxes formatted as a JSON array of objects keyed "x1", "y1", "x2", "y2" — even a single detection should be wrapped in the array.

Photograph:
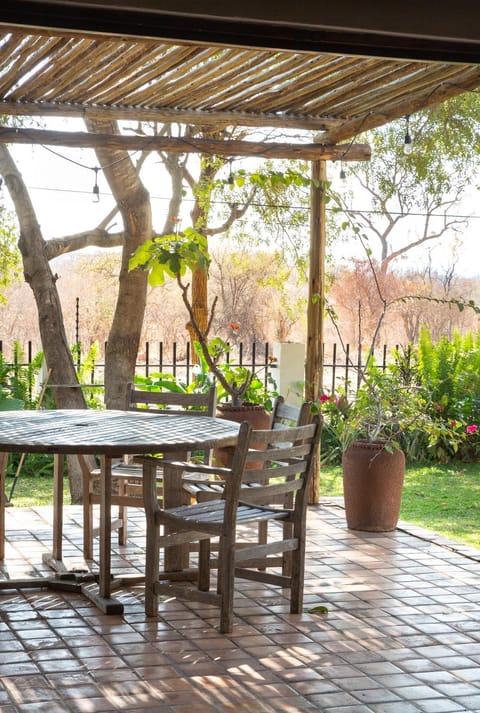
[{"x1": 0, "y1": 409, "x2": 239, "y2": 613}]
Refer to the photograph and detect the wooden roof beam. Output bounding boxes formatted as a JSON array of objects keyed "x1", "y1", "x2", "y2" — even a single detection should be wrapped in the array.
[
  {"x1": 0, "y1": 126, "x2": 371, "y2": 161},
  {"x1": 0, "y1": 100, "x2": 342, "y2": 132}
]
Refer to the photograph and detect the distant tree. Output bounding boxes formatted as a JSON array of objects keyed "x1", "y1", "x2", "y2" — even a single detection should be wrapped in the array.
[
  {"x1": 327, "y1": 259, "x2": 480, "y2": 349},
  {"x1": 209, "y1": 246, "x2": 306, "y2": 345},
  {"x1": 335, "y1": 94, "x2": 480, "y2": 277}
]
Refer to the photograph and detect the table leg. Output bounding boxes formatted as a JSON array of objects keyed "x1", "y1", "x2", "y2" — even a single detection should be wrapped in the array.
[
  {"x1": 52, "y1": 453, "x2": 63, "y2": 562},
  {"x1": 99, "y1": 454, "x2": 112, "y2": 598},
  {"x1": 0, "y1": 451, "x2": 7, "y2": 561},
  {"x1": 163, "y1": 452, "x2": 190, "y2": 572},
  {"x1": 42, "y1": 453, "x2": 71, "y2": 573},
  {"x1": 79, "y1": 455, "x2": 123, "y2": 614}
]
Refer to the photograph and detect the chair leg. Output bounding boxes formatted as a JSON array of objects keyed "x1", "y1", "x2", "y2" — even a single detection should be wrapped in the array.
[
  {"x1": 289, "y1": 532, "x2": 306, "y2": 614},
  {"x1": 82, "y1": 477, "x2": 94, "y2": 561},
  {"x1": 257, "y1": 521, "x2": 268, "y2": 571},
  {"x1": 117, "y1": 479, "x2": 128, "y2": 546},
  {"x1": 144, "y1": 462, "x2": 161, "y2": 617},
  {"x1": 198, "y1": 538, "x2": 211, "y2": 591},
  {"x1": 282, "y1": 522, "x2": 293, "y2": 577},
  {"x1": 219, "y1": 534, "x2": 235, "y2": 634}
]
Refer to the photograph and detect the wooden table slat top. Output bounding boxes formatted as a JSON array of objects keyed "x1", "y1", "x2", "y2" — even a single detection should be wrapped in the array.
[{"x1": 0, "y1": 409, "x2": 240, "y2": 455}]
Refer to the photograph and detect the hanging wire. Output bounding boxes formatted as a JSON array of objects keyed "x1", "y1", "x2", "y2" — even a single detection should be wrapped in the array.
[{"x1": 38, "y1": 142, "x2": 141, "y2": 202}]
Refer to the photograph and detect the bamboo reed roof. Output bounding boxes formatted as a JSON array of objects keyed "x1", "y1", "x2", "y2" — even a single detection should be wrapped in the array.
[{"x1": 0, "y1": 26, "x2": 479, "y2": 143}]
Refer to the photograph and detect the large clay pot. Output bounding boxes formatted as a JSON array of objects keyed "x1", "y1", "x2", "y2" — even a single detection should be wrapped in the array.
[
  {"x1": 215, "y1": 403, "x2": 271, "y2": 466},
  {"x1": 216, "y1": 403, "x2": 271, "y2": 430},
  {"x1": 342, "y1": 440, "x2": 405, "y2": 532}
]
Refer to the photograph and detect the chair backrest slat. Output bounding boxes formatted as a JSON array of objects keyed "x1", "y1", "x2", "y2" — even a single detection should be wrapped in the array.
[
  {"x1": 223, "y1": 417, "x2": 322, "y2": 514},
  {"x1": 271, "y1": 396, "x2": 312, "y2": 430},
  {"x1": 125, "y1": 382, "x2": 216, "y2": 417}
]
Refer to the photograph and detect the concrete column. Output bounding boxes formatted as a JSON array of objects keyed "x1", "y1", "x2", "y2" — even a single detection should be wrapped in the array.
[{"x1": 272, "y1": 342, "x2": 306, "y2": 406}]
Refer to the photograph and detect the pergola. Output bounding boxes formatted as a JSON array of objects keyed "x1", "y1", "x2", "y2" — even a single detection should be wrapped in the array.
[{"x1": 1, "y1": 3, "x2": 480, "y2": 497}]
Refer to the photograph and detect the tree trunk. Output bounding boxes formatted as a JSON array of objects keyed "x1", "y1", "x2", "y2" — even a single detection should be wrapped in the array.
[
  {"x1": 85, "y1": 119, "x2": 151, "y2": 409},
  {"x1": 187, "y1": 171, "x2": 210, "y2": 357},
  {"x1": 0, "y1": 145, "x2": 87, "y2": 502}
]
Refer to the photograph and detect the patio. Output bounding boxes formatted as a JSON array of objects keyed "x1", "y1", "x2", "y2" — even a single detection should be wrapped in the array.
[{"x1": 1, "y1": 503, "x2": 480, "y2": 713}]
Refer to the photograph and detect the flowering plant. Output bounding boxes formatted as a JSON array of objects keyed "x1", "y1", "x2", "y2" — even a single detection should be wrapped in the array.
[{"x1": 315, "y1": 359, "x2": 477, "y2": 464}]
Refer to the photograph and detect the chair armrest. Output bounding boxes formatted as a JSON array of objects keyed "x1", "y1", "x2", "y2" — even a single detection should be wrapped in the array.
[{"x1": 162, "y1": 460, "x2": 232, "y2": 478}]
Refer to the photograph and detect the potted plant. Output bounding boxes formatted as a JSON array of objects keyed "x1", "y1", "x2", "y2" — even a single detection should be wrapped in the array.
[{"x1": 317, "y1": 357, "x2": 471, "y2": 532}]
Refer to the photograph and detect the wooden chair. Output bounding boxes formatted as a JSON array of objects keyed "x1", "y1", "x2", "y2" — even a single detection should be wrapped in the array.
[
  {"x1": 142, "y1": 415, "x2": 321, "y2": 633},
  {"x1": 182, "y1": 397, "x2": 312, "y2": 572},
  {"x1": 78, "y1": 383, "x2": 216, "y2": 560},
  {"x1": 183, "y1": 396, "x2": 312, "y2": 501}
]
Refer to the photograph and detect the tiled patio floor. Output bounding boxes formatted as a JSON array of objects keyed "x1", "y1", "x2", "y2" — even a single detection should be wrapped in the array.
[{"x1": 1, "y1": 501, "x2": 480, "y2": 713}]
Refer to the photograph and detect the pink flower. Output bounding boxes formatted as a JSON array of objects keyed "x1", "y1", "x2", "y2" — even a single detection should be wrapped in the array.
[
  {"x1": 320, "y1": 394, "x2": 330, "y2": 403},
  {"x1": 466, "y1": 424, "x2": 478, "y2": 434}
]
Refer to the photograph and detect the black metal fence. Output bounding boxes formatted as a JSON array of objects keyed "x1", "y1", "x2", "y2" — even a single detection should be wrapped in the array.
[
  {"x1": 77, "y1": 341, "x2": 274, "y2": 390},
  {"x1": 1, "y1": 339, "x2": 394, "y2": 397},
  {"x1": 323, "y1": 342, "x2": 393, "y2": 395}
]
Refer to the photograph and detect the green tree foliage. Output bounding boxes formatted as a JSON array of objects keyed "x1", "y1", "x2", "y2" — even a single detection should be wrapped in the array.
[
  {"x1": 225, "y1": 159, "x2": 312, "y2": 280},
  {"x1": 0, "y1": 205, "x2": 21, "y2": 303},
  {"x1": 334, "y1": 94, "x2": 480, "y2": 273}
]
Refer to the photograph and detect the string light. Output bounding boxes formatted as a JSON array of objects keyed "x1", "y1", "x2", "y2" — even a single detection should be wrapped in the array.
[
  {"x1": 339, "y1": 160, "x2": 347, "y2": 182},
  {"x1": 92, "y1": 167, "x2": 100, "y2": 202},
  {"x1": 39, "y1": 143, "x2": 138, "y2": 203},
  {"x1": 403, "y1": 115, "x2": 413, "y2": 155},
  {"x1": 227, "y1": 158, "x2": 234, "y2": 186}
]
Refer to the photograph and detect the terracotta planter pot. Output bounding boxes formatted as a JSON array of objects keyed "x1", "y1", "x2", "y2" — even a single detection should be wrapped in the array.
[
  {"x1": 216, "y1": 403, "x2": 271, "y2": 429},
  {"x1": 215, "y1": 403, "x2": 271, "y2": 466},
  {"x1": 342, "y1": 440, "x2": 405, "y2": 532}
]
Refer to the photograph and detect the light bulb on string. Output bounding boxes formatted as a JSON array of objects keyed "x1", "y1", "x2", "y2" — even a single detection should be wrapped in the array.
[
  {"x1": 227, "y1": 158, "x2": 234, "y2": 186},
  {"x1": 92, "y1": 167, "x2": 100, "y2": 202},
  {"x1": 403, "y1": 115, "x2": 413, "y2": 155},
  {"x1": 339, "y1": 161, "x2": 347, "y2": 182}
]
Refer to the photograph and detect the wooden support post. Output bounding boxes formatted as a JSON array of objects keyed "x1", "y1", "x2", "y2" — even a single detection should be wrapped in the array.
[{"x1": 306, "y1": 160, "x2": 327, "y2": 504}]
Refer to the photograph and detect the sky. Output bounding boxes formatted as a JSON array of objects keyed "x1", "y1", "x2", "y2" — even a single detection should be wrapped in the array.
[{"x1": 3, "y1": 129, "x2": 480, "y2": 279}]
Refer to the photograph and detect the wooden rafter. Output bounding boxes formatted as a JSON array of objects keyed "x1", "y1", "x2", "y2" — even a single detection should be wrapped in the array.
[
  {"x1": 0, "y1": 126, "x2": 371, "y2": 161},
  {"x1": 0, "y1": 101, "x2": 340, "y2": 131},
  {"x1": 0, "y1": 27, "x2": 478, "y2": 141}
]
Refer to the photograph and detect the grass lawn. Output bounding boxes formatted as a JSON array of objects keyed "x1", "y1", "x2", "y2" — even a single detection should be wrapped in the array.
[
  {"x1": 321, "y1": 461, "x2": 480, "y2": 551},
  {"x1": 5, "y1": 461, "x2": 480, "y2": 551},
  {"x1": 5, "y1": 473, "x2": 70, "y2": 507}
]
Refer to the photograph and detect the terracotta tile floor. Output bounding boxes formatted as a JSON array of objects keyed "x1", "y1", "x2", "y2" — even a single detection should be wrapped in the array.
[{"x1": 1, "y1": 501, "x2": 480, "y2": 713}]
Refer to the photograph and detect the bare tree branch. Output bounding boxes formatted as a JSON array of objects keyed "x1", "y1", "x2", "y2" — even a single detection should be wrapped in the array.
[{"x1": 45, "y1": 228, "x2": 126, "y2": 259}]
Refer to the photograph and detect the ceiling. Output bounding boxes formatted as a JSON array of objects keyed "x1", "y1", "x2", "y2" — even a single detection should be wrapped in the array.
[
  {"x1": 0, "y1": 24, "x2": 479, "y2": 145},
  {"x1": 4, "y1": 0, "x2": 480, "y2": 63}
]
